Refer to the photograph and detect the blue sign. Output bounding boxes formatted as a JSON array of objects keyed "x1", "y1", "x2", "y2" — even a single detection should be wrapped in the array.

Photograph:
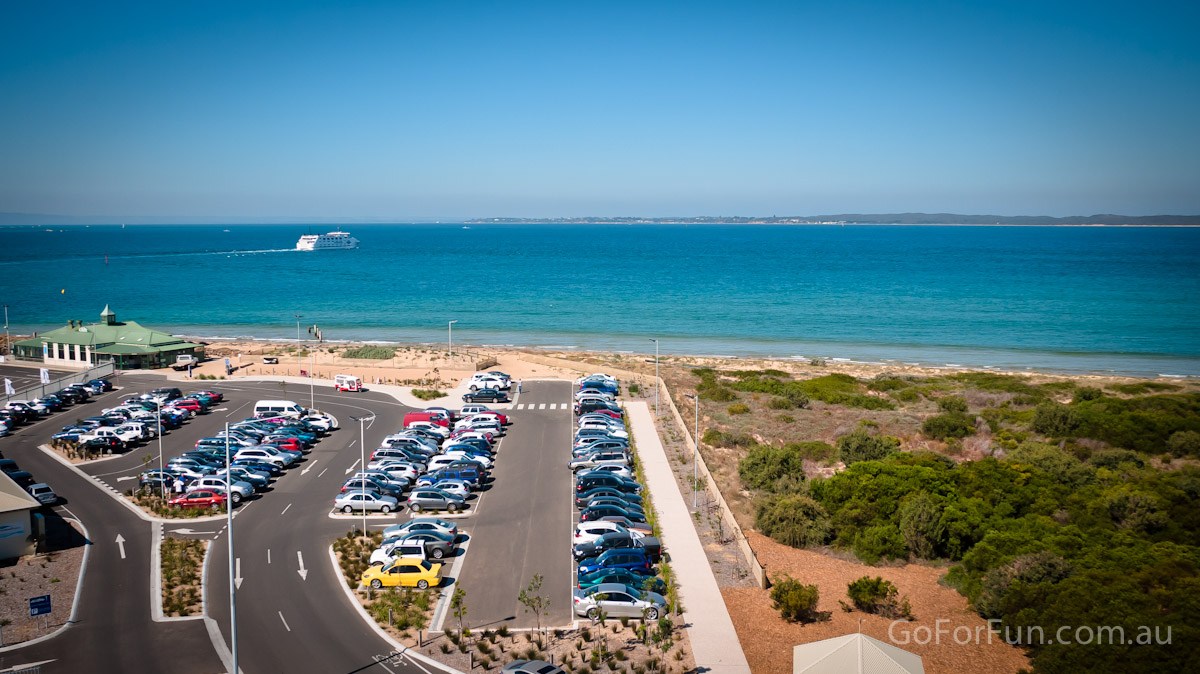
[{"x1": 29, "y1": 594, "x2": 51, "y2": 617}]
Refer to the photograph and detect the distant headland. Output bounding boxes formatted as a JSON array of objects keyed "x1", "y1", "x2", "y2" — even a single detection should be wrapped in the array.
[{"x1": 466, "y1": 213, "x2": 1200, "y2": 226}]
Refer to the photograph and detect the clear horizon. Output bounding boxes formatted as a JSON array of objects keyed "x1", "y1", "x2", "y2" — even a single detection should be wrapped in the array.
[{"x1": 2, "y1": 1, "x2": 1198, "y2": 219}]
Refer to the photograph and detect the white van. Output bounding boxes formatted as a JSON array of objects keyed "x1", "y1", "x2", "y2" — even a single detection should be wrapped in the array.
[
  {"x1": 253, "y1": 400, "x2": 306, "y2": 419},
  {"x1": 334, "y1": 374, "x2": 362, "y2": 392}
]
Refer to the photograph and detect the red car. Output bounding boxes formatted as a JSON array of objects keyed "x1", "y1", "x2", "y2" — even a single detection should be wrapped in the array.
[
  {"x1": 196, "y1": 390, "x2": 224, "y2": 403},
  {"x1": 168, "y1": 399, "x2": 204, "y2": 414},
  {"x1": 263, "y1": 438, "x2": 302, "y2": 452},
  {"x1": 169, "y1": 489, "x2": 227, "y2": 510}
]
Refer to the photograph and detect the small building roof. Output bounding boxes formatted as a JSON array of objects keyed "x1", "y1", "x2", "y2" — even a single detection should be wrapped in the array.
[
  {"x1": 0, "y1": 472, "x2": 40, "y2": 514},
  {"x1": 793, "y1": 633, "x2": 924, "y2": 674}
]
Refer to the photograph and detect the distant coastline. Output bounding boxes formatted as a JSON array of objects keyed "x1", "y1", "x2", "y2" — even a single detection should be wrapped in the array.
[{"x1": 3, "y1": 212, "x2": 1199, "y2": 227}]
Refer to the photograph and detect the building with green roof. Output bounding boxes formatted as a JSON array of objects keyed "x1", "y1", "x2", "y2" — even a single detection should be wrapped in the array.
[{"x1": 12, "y1": 306, "x2": 204, "y2": 370}]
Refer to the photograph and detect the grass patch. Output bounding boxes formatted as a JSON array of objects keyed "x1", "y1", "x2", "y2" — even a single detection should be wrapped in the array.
[
  {"x1": 161, "y1": 536, "x2": 206, "y2": 616},
  {"x1": 412, "y1": 389, "x2": 445, "y2": 401}
]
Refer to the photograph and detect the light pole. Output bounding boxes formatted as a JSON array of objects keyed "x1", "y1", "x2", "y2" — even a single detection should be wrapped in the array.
[
  {"x1": 2, "y1": 304, "x2": 9, "y2": 357},
  {"x1": 157, "y1": 398, "x2": 165, "y2": 500},
  {"x1": 351, "y1": 414, "x2": 375, "y2": 536},
  {"x1": 648, "y1": 339, "x2": 659, "y2": 417},
  {"x1": 225, "y1": 423, "x2": 239, "y2": 674},
  {"x1": 448, "y1": 320, "x2": 458, "y2": 363},
  {"x1": 309, "y1": 349, "x2": 315, "y2": 410},
  {"x1": 293, "y1": 314, "x2": 303, "y2": 345},
  {"x1": 684, "y1": 394, "x2": 699, "y2": 508}
]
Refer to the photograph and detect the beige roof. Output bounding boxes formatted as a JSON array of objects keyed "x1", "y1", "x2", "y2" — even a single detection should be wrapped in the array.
[
  {"x1": 793, "y1": 633, "x2": 924, "y2": 674},
  {"x1": 0, "y1": 471, "x2": 40, "y2": 513}
]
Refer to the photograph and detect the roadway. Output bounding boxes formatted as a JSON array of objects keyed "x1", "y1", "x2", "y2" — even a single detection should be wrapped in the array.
[{"x1": 2, "y1": 374, "x2": 577, "y2": 673}]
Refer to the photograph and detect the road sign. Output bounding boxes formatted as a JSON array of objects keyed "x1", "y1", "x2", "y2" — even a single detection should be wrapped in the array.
[{"x1": 29, "y1": 594, "x2": 51, "y2": 617}]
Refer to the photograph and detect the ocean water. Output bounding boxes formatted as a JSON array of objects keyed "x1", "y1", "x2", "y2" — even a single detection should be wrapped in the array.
[{"x1": 2, "y1": 223, "x2": 1198, "y2": 377}]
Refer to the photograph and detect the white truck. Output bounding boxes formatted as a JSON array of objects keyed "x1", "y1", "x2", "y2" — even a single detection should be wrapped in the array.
[{"x1": 171, "y1": 354, "x2": 201, "y2": 371}]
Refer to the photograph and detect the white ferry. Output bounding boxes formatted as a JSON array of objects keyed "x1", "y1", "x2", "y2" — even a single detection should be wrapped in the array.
[{"x1": 295, "y1": 230, "x2": 360, "y2": 250}]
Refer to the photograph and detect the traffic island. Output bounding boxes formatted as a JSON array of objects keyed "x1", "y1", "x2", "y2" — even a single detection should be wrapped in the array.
[
  {"x1": 160, "y1": 535, "x2": 207, "y2": 617},
  {"x1": 127, "y1": 487, "x2": 230, "y2": 519},
  {"x1": 0, "y1": 516, "x2": 88, "y2": 648},
  {"x1": 331, "y1": 531, "x2": 436, "y2": 641}
]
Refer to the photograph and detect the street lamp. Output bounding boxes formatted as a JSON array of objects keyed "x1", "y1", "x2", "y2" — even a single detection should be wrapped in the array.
[
  {"x1": 293, "y1": 314, "x2": 303, "y2": 345},
  {"x1": 2, "y1": 304, "x2": 9, "y2": 357},
  {"x1": 157, "y1": 398, "x2": 165, "y2": 500},
  {"x1": 448, "y1": 320, "x2": 458, "y2": 362},
  {"x1": 350, "y1": 414, "x2": 376, "y2": 536},
  {"x1": 684, "y1": 394, "x2": 699, "y2": 508},
  {"x1": 648, "y1": 339, "x2": 659, "y2": 417},
  {"x1": 224, "y1": 423, "x2": 239, "y2": 674}
]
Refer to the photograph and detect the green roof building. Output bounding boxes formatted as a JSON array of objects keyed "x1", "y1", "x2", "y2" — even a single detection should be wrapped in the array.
[{"x1": 12, "y1": 306, "x2": 204, "y2": 370}]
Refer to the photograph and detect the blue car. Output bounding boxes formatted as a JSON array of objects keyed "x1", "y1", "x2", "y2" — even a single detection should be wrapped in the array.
[{"x1": 576, "y1": 548, "x2": 653, "y2": 576}]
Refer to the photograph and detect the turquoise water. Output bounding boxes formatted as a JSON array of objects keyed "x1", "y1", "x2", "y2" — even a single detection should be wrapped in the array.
[{"x1": 3, "y1": 223, "x2": 1198, "y2": 376}]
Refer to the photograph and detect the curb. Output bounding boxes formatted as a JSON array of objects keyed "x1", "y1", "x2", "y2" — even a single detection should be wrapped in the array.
[{"x1": 0, "y1": 517, "x2": 92, "y2": 653}]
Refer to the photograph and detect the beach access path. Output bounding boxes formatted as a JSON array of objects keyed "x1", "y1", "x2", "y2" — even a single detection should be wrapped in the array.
[{"x1": 627, "y1": 401, "x2": 752, "y2": 674}]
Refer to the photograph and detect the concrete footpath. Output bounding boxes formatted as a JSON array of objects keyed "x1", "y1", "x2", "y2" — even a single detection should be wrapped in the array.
[{"x1": 627, "y1": 402, "x2": 752, "y2": 674}]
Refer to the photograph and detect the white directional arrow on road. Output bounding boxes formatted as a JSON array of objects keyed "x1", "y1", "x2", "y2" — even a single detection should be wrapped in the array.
[
  {"x1": 211, "y1": 407, "x2": 229, "y2": 412},
  {"x1": 235, "y1": 557, "x2": 243, "y2": 589},
  {"x1": 301, "y1": 459, "x2": 319, "y2": 475},
  {"x1": 344, "y1": 459, "x2": 360, "y2": 475},
  {"x1": 297, "y1": 551, "x2": 308, "y2": 580},
  {"x1": 116, "y1": 475, "x2": 138, "y2": 482},
  {"x1": 115, "y1": 534, "x2": 126, "y2": 559},
  {"x1": 169, "y1": 528, "x2": 214, "y2": 536}
]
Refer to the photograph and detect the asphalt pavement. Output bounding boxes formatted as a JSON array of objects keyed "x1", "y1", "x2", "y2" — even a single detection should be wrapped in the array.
[{"x1": 1, "y1": 374, "x2": 579, "y2": 673}]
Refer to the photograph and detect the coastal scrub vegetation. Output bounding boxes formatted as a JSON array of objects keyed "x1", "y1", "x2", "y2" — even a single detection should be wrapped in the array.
[
  {"x1": 340, "y1": 345, "x2": 396, "y2": 359},
  {"x1": 684, "y1": 364, "x2": 1200, "y2": 672},
  {"x1": 769, "y1": 575, "x2": 827, "y2": 623}
]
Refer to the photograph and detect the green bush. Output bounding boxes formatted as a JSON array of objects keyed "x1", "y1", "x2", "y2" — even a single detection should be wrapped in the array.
[
  {"x1": 769, "y1": 575, "x2": 825, "y2": 623},
  {"x1": 937, "y1": 396, "x2": 969, "y2": 414},
  {"x1": 835, "y1": 428, "x2": 900, "y2": 465},
  {"x1": 948, "y1": 372, "x2": 1043, "y2": 397},
  {"x1": 976, "y1": 551, "x2": 1072, "y2": 619},
  {"x1": 868, "y1": 377, "x2": 912, "y2": 392},
  {"x1": 891, "y1": 388, "x2": 920, "y2": 403},
  {"x1": 727, "y1": 373, "x2": 888, "y2": 410},
  {"x1": 739, "y1": 442, "x2": 832, "y2": 492},
  {"x1": 1031, "y1": 402, "x2": 1082, "y2": 436},
  {"x1": 768, "y1": 397, "x2": 795, "y2": 410},
  {"x1": 1073, "y1": 386, "x2": 1104, "y2": 402},
  {"x1": 1071, "y1": 394, "x2": 1200, "y2": 453},
  {"x1": 702, "y1": 429, "x2": 753, "y2": 447},
  {"x1": 341, "y1": 345, "x2": 396, "y2": 360},
  {"x1": 727, "y1": 403, "x2": 750, "y2": 415},
  {"x1": 755, "y1": 495, "x2": 832, "y2": 547},
  {"x1": 922, "y1": 412, "x2": 975, "y2": 440},
  {"x1": 412, "y1": 389, "x2": 444, "y2": 401},
  {"x1": 845, "y1": 576, "x2": 912, "y2": 619},
  {"x1": 898, "y1": 493, "x2": 944, "y2": 559},
  {"x1": 1167, "y1": 430, "x2": 1200, "y2": 458},
  {"x1": 852, "y1": 524, "x2": 908, "y2": 564},
  {"x1": 1109, "y1": 381, "x2": 1180, "y2": 395}
]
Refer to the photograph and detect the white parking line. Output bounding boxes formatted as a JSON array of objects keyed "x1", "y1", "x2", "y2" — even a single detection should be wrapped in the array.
[
  {"x1": 268, "y1": 549, "x2": 272, "y2": 564},
  {"x1": 278, "y1": 610, "x2": 291, "y2": 631},
  {"x1": 281, "y1": 503, "x2": 292, "y2": 515},
  {"x1": 318, "y1": 467, "x2": 328, "y2": 478}
]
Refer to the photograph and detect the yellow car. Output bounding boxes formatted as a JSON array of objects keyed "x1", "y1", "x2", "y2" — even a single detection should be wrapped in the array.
[{"x1": 361, "y1": 557, "x2": 442, "y2": 589}]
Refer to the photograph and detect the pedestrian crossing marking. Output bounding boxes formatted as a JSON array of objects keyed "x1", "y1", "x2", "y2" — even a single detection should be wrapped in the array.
[
  {"x1": 516, "y1": 403, "x2": 525, "y2": 409},
  {"x1": 539, "y1": 403, "x2": 546, "y2": 409}
]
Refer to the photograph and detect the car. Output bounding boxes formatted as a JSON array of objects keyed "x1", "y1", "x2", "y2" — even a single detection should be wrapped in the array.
[
  {"x1": 87, "y1": 378, "x2": 115, "y2": 392},
  {"x1": 376, "y1": 463, "x2": 422, "y2": 482},
  {"x1": 573, "y1": 532, "x2": 660, "y2": 562},
  {"x1": 573, "y1": 520, "x2": 644, "y2": 545},
  {"x1": 442, "y1": 450, "x2": 493, "y2": 469},
  {"x1": 360, "y1": 558, "x2": 442, "y2": 589},
  {"x1": 169, "y1": 489, "x2": 227, "y2": 510},
  {"x1": 575, "y1": 400, "x2": 623, "y2": 416},
  {"x1": 233, "y1": 457, "x2": 284, "y2": 475},
  {"x1": 369, "y1": 540, "x2": 429, "y2": 566},
  {"x1": 78, "y1": 437, "x2": 124, "y2": 456},
  {"x1": 397, "y1": 530, "x2": 457, "y2": 560},
  {"x1": 428, "y1": 479, "x2": 471, "y2": 500},
  {"x1": 572, "y1": 439, "x2": 630, "y2": 456},
  {"x1": 233, "y1": 447, "x2": 294, "y2": 467},
  {"x1": 217, "y1": 467, "x2": 271, "y2": 491},
  {"x1": 585, "y1": 464, "x2": 634, "y2": 480},
  {"x1": 597, "y1": 515, "x2": 653, "y2": 535},
  {"x1": 187, "y1": 476, "x2": 255, "y2": 503},
  {"x1": 575, "y1": 473, "x2": 641, "y2": 494},
  {"x1": 341, "y1": 477, "x2": 404, "y2": 498},
  {"x1": 576, "y1": 488, "x2": 644, "y2": 510},
  {"x1": 407, "y1": 488, "x2": 466, "y2": 513},
  {"x1": 149, "y1": 387, "x2": 183, "y2": 401},
  {"x1": 303, "y1": 413, "x2": 335, "y2": 432},
  {"x1": 27, "y1": 483, "x2": 57, "y2": 505},
  {"x1": 581, "y1": 504, "x2": 646, "y2": 523},
  {"x1": 587, "y1": 497, "x2": 645, "y2": 518},
  {"x1": 462, "y1": 388, "x2": 509, "y2": 403},
  {"x1": 501, "y1": 660, "x2": 567, "y2": 674},
  {"x1": 354, "y1": 470, "x2": 410, "y2": 491},
  {"x1": 572, "y1": 583, "x2": 666, "y2": 621},
  {"x1": 467, "y1": 376, "x2": 510, "y2": 392},
  {"x1": 568, "y1": 451, "x2": 631, "y2": 472},
  {"x1": 334, "y1": 490, "x2": 400, "y2": 514},
  {"x1": 382, "y1": 518, "x2": 459, "y2": 540},
  {"x1": 576, "y1": 549, "x2": 654, "y2": 577},
  {"x1": 577, "y1": 568, "x2": 665, "y2": 594}
]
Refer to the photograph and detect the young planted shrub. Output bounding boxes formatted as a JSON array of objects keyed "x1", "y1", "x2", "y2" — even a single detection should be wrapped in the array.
[
  {"x1": 845, "y1": 576, "x2": 912, "y2": 619},
  {"x1": 769, "y1": 575, "x2": 826, "y2": 623}
]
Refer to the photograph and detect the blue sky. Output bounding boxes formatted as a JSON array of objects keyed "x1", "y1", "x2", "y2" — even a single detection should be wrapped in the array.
[{"x1": 1, "y1": 0, "x2": 1197, "y2": 219}]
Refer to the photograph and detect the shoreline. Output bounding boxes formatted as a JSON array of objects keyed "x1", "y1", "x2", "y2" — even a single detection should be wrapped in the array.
[{"x1": 176, "y1": 332, "x2": 1200, "y2": 380}]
